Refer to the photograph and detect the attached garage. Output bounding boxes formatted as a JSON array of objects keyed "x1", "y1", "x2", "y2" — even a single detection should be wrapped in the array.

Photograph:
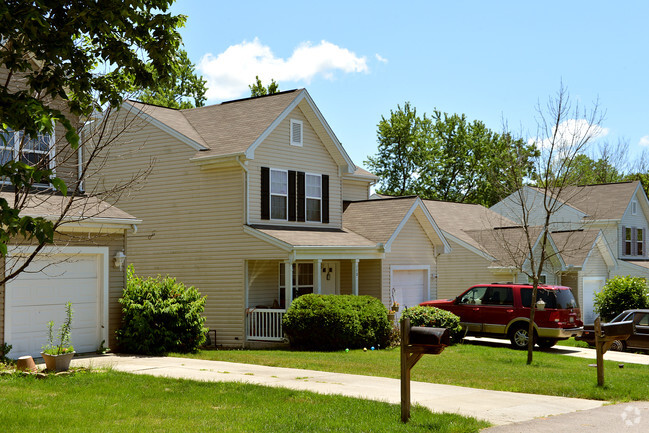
[
  {"x1": 4, "y1": 246, "x2": 109, "y2": 358},
  {"x1": 391, "y1": 267, "x2": 430, "y2": 311}
]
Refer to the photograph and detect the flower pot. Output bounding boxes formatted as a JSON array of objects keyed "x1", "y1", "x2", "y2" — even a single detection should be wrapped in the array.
[
  {"x1": 41, "y1": 352, "x2": 75, "y2": 372},
  {"x1": 387, "y1": 312, "x2": 396, "y2": 323}
]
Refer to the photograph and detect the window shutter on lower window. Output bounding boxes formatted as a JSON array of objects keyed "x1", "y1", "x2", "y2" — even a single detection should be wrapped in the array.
[
  {"x1": 322, "y1": 174, "x2": 329, "y2": 224},
  {"x1": 633, "y1": 227, "x2": 638, "y2": 256},
  {"x1": 297, "y1": 171, "x2": 305, "y2": 222},
  {"x1": 288, "y1": 170, "x2": 297, "y2": 221},
  {"x1": 261, "y1": 166, "x2": 270, "y2": 220},
  {"x1": 622, "y1": 225, "x2": 626, "y2": 256}
]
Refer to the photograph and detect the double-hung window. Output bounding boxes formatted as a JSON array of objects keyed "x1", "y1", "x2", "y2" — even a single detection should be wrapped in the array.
[
  {"x1": 624, "y1": 226, "x2": 645, "y2": 257},
  {"x1": 305, "y1": 174, "x2": 321, "y2": 222},
  {"x1": 279, "y1": 263, "x2": 314, "y2": 307},
  {"x1": 270, "y1": 169, "x2": 288, "y2": 220},
  {"x1": 1, "y1": 129, "x2": 55, "y2": 185}
]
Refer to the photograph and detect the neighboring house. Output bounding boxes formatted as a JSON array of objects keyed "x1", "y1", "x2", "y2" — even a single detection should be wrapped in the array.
[
  {"x1": 88, "y1": 89, "x2": 451, "y2": 347},
  {"x1": 490, "y1": 181, "x2": 649, "y2": 322},
  {"x1": 0, "y1": 65, "x2": 139, "y2": 357}
]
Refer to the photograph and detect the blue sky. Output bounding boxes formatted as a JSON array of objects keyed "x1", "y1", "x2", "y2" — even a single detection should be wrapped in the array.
[{"x1": 170, "y1": 1, "x2": 649, "y2": 170}]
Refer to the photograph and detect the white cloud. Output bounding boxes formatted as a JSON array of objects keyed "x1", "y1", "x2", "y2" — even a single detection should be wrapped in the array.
[
  {"x1": 375, "y1": 53, "x2": 388, "y2": 63},
  {"x1": 530, "y1": 119, "x2": 609, "y2": 150},
  {"x1": 639, "y1": 135, "x2": 649, "y2": 147},
  {"x1": 198, "y1": 38, "x2": 368, "y2": 100}
]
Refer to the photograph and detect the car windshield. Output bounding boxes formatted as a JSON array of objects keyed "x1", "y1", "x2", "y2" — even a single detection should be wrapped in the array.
[
  {"x1": 520, "y1": 288, "x2": 578, "y2": 309},
  {"x1": 610, "y1": 311, "x2": 634, "y2": 323}
]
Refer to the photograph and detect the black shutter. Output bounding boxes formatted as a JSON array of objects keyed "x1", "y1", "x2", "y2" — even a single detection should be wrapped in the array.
[
  {"x1": 288, "y1": 170, "x2": 296, "y2": 221},
  {"x1": 322, "y1": 174, "x2": 329, "y2": 224},
  {"x1": 261, "y1": 167, "x2": 270, "y2": 220},
  {"x1": 297, "y1": 171, "x2": 305, "y2": 222}
]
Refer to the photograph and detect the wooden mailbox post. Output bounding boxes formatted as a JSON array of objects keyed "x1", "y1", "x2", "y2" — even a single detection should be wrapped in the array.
[
  {"x1": 400, "y1": 318, "x2": 450, "y2": 423},
  {"x1": 594, "y1": 316, "x2": 633, "y2": 386}
]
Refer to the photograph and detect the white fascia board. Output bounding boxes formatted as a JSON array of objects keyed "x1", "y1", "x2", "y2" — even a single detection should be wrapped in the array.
[
  {"x1": 294, "y1": 247, "x2": 384, "y2": 260},
  {"x1": 384, "y1": 199, "x2": 451, "y2": 254},
  {"x1": 443, "y1": 231, "x2": 496, "y2": 261},
  {"x1": 35, "y1": 214, "x2": 141, "y2": 227},
  {"x1": 190, "y1": 152, "x2": 245, "y2": 165},
  {"x1": 243, "y1": 225, "x2": 293, "y2": 252},
  {"x1": 342, "y1": 171, "x2": 379, "y2": 182},
  {"x1": 245, "y1": 90, "x2": 356, "y2": 173},
  {"x1": 123, "y1": 101, "x2": 207, "y2": 151}
]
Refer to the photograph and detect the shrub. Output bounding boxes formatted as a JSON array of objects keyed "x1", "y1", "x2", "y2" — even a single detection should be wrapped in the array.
[
  {"x1": 117, "y1": 266, "x2": 208, "y2": 355},
  {"x1": 282, "y1": 294, "x2": 391, "y2": 351},
  {"x1": 594, "y1": 276, "x2": 649, "y2": 322},
  {"x1": 401, "y1": 306, "x2": 463, "y2": 344}
]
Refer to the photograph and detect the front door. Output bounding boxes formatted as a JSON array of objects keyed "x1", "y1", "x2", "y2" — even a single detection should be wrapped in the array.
[{"x1": 321, "y1": 261, "x2": 338, "y2": 295}]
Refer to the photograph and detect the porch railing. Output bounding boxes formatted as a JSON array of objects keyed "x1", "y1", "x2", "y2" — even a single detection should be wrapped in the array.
[{"x1": 246, "y1": 308, "x2": 286, "y2": 341}]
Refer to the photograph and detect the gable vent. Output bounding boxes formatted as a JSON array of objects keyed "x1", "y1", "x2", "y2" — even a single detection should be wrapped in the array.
[{"x1": 290, "y1": 119, "x2": 303, "y2": 146}]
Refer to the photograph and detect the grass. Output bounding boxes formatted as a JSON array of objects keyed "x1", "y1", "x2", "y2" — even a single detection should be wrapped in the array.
[
  {"x1": 556, "y1": 337, "x2": 592, "y2": 348},
  {"x1": 174, "y1": 342, "x2": 649, "y2": 402},
  {"x1": 0, "y1": 370, "x2": 488, "y2": 433}
]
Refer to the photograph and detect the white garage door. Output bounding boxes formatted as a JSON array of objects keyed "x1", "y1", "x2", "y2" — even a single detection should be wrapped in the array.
[
  {"x1": 5, "y1": 252, "x2": 105, "y2": 358},
  {"x1": 392, "y1": 269, "x2": 428, "y2": 315}
]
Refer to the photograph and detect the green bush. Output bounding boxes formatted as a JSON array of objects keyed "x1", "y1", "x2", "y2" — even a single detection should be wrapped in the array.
[
  {"x1": 282, "y1": 294, "x2": 391, "y2": 351},
  {"x1": 401, "y1": 306, "x2": 463, "y2": 344},
  {"x1": 594, "y1": 276, "x2": 649, "y2": 322},
  {"x1": 116, "y1": 266, "x2": 208, "y2": 355}
]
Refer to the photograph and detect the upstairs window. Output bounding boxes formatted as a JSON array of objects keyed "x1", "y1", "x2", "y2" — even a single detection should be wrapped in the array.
[
  {"x1": 290, "y1": 119, "x2": 303, "y2": 146},
  {"x1": 305, "y1": 173, "x2": 322, "y2": 222},
  {"x1": 624, "y1": 226, "x2": 645, "y2": 257},
  {"x1": 1, "y1": 129, "x2": 55, "y2": 184},
  {"x1": 270, "y1": 169, "x2": 288, "y2": 220}
]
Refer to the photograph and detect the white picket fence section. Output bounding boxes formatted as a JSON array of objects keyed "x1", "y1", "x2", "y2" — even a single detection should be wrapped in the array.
[{"x1": 246, "y1": 308, "x2": 286, "y2": 341}]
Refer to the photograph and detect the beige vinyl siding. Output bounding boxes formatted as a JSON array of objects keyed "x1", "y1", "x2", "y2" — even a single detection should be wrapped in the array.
[
  {"x1": 382, "y1": 216, "x2": 436, "y2": 306},
  {"x1": 436, "y1": 239, "x2": 497, "y2": 300},
  {"x1": 0, "y1": 231, "x2": 126, "y2": 350},
  {"x1": 560, "y1": 272, "x2": 579, "y2": 307},
  {"x1": 248, "y1": 106, "x2": 342, "y2": 228},
  {"x1": 342, "y1": 178, "x2": 370, "y2": 201},
  {"x1": 360, "y1": 260, "x2": 382, "y2": 299},
  {"x1": 86, "y1": 113, "x2": 288, "y2": 347},
  {"x1": 247, "y1": 260, "x2": 280, "y2": 307}
]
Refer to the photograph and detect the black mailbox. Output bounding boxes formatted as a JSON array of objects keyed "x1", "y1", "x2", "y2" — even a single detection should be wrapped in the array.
[
  {"x1": 601, "y1": 321, "x2": 634, "y2": 339},
  {"x1": 409, "y1": 327, "x2": 450, "y2": 347}
]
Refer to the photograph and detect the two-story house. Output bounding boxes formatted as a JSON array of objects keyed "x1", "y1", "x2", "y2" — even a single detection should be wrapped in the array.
[
  {"x1": 490, "y1": 181, "x2": 649, "y2": 322},
  {"x1": 0, "y1": 67, "x2": 138, "y2": 358},
  {"x1": 89, "y1": 89, "x2": 451, "y2": 347}
]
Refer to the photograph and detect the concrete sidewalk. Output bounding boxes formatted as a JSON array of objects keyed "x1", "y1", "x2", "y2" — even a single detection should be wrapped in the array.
[{"x1": 69, "y1": 354, "x2": 603, "y2": 426}]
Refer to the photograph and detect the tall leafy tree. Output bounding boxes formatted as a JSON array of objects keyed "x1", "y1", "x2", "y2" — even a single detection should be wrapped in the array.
[
  {"x1": 138, "y1": 49, "x2": 207, "y2": 109},
  {"x1": 366, "y1": 103, "x2": 538, "y2": 206},
  {"x1": 0, "y1": 0, "x2": 185, "y2": 280},
  {"x1": 249, "y1": 76, "x2": 280, "y2": 97},
  {"x1": 366, "y1": 102, "x2": 430, "y2": 196}
]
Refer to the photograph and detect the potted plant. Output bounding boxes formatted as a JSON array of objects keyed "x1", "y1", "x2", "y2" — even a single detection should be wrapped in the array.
[{"x1": 41, "y1": 302, "x2": 75, "y2": 372}]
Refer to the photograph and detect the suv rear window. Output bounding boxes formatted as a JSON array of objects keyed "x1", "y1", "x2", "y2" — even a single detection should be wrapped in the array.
[{"x1": 520, "y1": 288, "x2": 578, "y2": 309}]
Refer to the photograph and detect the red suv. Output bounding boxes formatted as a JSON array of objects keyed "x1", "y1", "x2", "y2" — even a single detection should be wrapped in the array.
[{"x1": 420, "y1": 283, "x2": 583, "y2": 349}]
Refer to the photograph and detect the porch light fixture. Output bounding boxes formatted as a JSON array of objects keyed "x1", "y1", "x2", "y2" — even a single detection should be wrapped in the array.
[{"x1": 114, "y1": 250, "x2": 126, "y2": 270}]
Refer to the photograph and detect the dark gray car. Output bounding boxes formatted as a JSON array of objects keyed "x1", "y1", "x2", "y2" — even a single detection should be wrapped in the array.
[{"x1": 577, "y1": 309, "x2": 649, "y2": 352}]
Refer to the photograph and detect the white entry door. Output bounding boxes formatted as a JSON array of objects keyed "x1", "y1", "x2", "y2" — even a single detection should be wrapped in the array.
[
  {"x1": 583, "y1": 277, "x2": 606, "y2": 324},
  {"x1": 4, "y1": 250, "x2": 107, "y2": 358},
  {"x1": 392, "y1": 268, "x2": 428, "y2": 319},
  {"x1": 321, "y1": 261, "x2": 338, "y2": 295}
]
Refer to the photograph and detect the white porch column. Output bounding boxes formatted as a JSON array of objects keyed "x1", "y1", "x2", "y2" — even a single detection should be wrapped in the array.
[
  {"x1": 284, "y1": 260, "x2": 293, "y2": 308},
  {"x1": 352, "y1": 259, "x2": 359, "y2": 296},
  {"x1": 314, "y1": 259, "x2": 322, "y2": 294}
]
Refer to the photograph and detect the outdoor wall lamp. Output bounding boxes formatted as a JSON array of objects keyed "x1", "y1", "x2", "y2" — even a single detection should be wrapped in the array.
[{"x1": 114, "y1": 250, "x2": 126, "y2": 270}]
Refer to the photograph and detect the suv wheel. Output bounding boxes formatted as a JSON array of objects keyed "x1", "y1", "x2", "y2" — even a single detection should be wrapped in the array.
[
  {"x1": 509, "y1": 324, "x2": 534, "y2": 350},
  {"x1": 537, "y1": 338, "x2": 558, "y2": 349}
]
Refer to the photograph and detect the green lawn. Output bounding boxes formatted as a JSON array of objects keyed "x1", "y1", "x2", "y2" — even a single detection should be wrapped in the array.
[
  {"x1": 0, "y1": 370, "x2": 487, "y2": 433},
  {"x1": 174, "y1": 342, "x2": 649, "y2": 402}
]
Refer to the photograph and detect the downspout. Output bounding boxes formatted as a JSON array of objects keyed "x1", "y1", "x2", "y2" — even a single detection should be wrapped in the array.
[{"x1": 236, "y1": 155, "x2": 249, "y2": 225}]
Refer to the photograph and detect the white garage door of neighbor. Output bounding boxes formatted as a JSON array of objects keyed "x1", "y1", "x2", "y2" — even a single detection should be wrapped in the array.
[
  {"x1": 5, "y1": 254, "x2": 104, "y2": 358},
  {"x1": 392, "y1": 269, "x2": 428, "y2": 312}
]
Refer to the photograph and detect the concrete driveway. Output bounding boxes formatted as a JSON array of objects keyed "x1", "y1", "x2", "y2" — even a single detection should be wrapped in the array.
[{"x1": 68, "y1": 354, "x2": 603, "y2": 427}]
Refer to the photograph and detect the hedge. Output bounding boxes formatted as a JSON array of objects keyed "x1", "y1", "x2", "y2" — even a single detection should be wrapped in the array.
[{"x1": 282, "y1": 294, "x2": 391, "y2": 351}]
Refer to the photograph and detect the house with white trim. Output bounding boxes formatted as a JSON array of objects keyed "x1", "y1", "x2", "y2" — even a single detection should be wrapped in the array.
[{"x1": 88, "y1": 89, "x2": 451, "y2": 347}]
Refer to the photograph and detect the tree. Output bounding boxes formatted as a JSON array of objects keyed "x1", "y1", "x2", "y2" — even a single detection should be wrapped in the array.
[
  {"x1": 366, "y1": 103, "x2": 538, "y2": 206},
  {"x1": 138, "y1": 49, "x2": 207, "y2": 109},
  {"x1": 365, "y1": 102, "x2": 430, "y2": 196},
  {"x1": 594, "y1": 276, "x2": 649, "y2": 322},
  {"x1": 0, "y1": 0, "x2": 185, "y2": 284},
  {"x1": 493, "y1": 84, "x2": 604, "y2": 364},
  {"x1": 249, "y1": 75, "x2": 280, "y2": 97}
]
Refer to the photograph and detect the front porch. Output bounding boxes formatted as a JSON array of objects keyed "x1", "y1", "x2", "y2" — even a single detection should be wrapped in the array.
[{"x1": 245, "y1": 258, "x2": 382, "y2": 342}]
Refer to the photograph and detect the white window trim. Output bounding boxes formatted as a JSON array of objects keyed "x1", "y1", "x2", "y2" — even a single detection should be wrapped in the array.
[
  {"x1": 305, "y1": 172, "x2": 322, "y2": 223},
  {"x1": 1, "y1": 129, "x2": 56, "y2": 186},
  {"x1": 269, "y1": 168, "x2": 288, "y2": 221},
  {"x1": 290, "y1": 119, "x2": 303, "y2": 147}
]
